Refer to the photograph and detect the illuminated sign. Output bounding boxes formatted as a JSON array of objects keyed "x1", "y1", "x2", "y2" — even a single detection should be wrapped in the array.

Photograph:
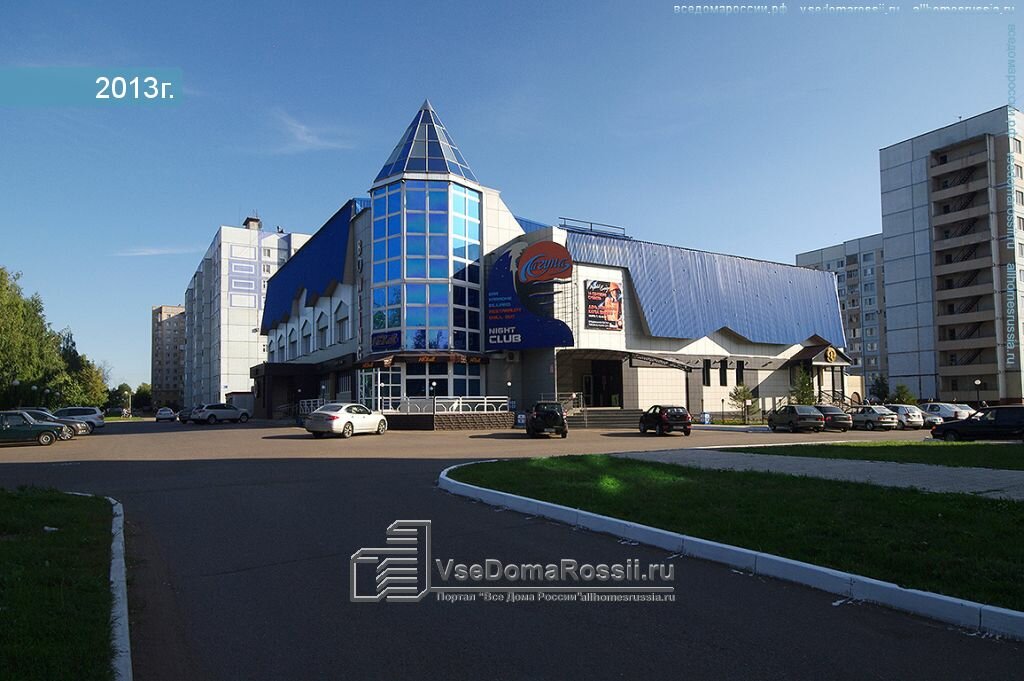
[
  {"x1": 516, "y1": 241, "x2": 573, "y2": 284},
  {"x1": 371, "y1": 331, "x2": 401, "y2": 353}
]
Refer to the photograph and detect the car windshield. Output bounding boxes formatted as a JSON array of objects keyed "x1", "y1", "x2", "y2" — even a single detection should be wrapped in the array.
[
  {"x1": 534, "y1": 403, "x2": 562, "y2": 412},
  {"x1": 954, "y1": 404, "x2": 972, "y2": 411},
  {"x1": 815, "y1": 406, "x2": 842, "y2": 414},
  {"x1": 871, "y1": 406, "x2": 894, "y2": 414},
  {"x1": 314, "y1": 404, "x2": 345, "y2": 413},
  {"x1": 794, "y1": 406, "x2": 819, "y2": 415}
]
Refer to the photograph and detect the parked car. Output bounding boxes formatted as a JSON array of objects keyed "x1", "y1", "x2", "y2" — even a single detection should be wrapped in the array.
[
  {"x1": 177, "y1": 406, "x2": 196, "y2": 423},
  {"x1": 21, "y1": 409, "x2": 89, "y2": 439},
  {"x1": 768, "y1": 405, "x2": 825, "y2": 432},
  {"x1": 931, "y1": 406, "x2": 1024, "y2": 441},
  {"x1": 52, "y1": 406, "x2": 105, "y2": 433},
  {"x1": 0, "y1": 410, "x2": 66, "y2": 446},
  {"x1": 155, "y1": 407, "x2": 176, "y2": 422},
  {"x1": 813, "y1": 405, "x2": 852, "y2": 432},
  {"x1": 919, "y1": 402, "x2": 971, "y2": 422},
  {"x1": 953, "y1": 403, "x2": 978, "y2": 418},
  {"x1": 884, "y1": 404, "x2": 926, "y2": 430},
  {"x1": 850, "y1": 405, "x2": 899, "y2": 431},
  {"x1": 304, "y1": 403, "x2": 387, "y2": 438},
  {"x1": 922, "y1": 413, "x2": 943, "y2": 427},
  {"x1": 638, "y1": 405, "x2": 692, "y2": 436},
  {"x1": 526, "y1": 402, "x2": 569, "y2": 438},
  {"x1": 191, "y1": 403, "x2": 251, "y2": 424}
]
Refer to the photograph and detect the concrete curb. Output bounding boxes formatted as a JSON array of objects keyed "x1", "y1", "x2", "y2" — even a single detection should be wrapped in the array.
[
  {"x1": 437, "y1": 461, "x2": 1024, "y2": 640},
  {"x1": 70, "y1": 492, "x2": 133, "y2": 681}
]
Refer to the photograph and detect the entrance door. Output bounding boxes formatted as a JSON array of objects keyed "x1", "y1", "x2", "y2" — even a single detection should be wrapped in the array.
[
  {"x1": 582, "y1": 375, "x2": 593, "y2": 407},
  {"x1": 590, "y1": 359, "x2": 623, "y2": 408}
]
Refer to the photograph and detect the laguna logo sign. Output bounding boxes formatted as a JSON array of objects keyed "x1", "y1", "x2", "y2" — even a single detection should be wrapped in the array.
[{"x1": 516, "y1": 242, "x2": 573, "y2": 284}]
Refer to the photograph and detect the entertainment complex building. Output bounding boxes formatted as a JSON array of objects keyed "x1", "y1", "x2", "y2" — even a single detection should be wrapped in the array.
[
  {"x1": 799, "y1": 106, "x2": 1024, "y2": 405},
  {"x1": 252, "y1": 101, "x2": 857, "y2": 420}
]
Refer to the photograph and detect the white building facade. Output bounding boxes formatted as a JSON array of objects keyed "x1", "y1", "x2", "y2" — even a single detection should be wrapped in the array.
[{"x1": 183, "y1": 218, "x2": 309, "y2": 406}]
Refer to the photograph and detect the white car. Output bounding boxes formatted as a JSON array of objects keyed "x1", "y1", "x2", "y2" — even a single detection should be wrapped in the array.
[
  {"x1": 155, "y1": 407, "x2": 176, "y2": 422},
  {"x1": 884, "y1": 404, "x2": 925, "y2": 429},
  {"x1": 920, "y1": 402, "x2": 971, "y2": 422},
  {"x1": 304, "y1": 403, "x2": 387, "y2": 439},
  {"x1": 52, "y1": 406, "x2": 105, "y2": 433},
  {"x1": 191, "y1": 403, "x2": 251, "y2": 424},
  {"x1": 953, "y1": 403, "x2": 978, "y2": 418}
]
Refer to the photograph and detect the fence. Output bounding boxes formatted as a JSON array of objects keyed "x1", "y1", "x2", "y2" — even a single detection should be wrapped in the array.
[{"x1": 382, "y1": 395, "x2": 510, "y2": 414}]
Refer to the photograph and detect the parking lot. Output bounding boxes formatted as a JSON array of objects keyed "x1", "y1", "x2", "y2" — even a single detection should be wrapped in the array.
[{"x1": 0, "y1": 418, "x2": 933, "y2": 464}]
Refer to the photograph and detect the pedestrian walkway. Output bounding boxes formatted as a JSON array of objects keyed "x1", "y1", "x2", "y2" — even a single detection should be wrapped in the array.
[{"x1": 617, "y1": 448, "x2": 1024, "y2": 500}]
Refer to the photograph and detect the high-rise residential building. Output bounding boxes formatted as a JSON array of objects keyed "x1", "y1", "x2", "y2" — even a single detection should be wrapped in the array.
[
  {"x1": 879, "y1": 106, "x2": 1024, "y2": 404},
  {"x1": 796, "y1": 234, "x2": 887, "y2": 389},
  {"x1": 183, "y1": 217, "x2": 310, "y2": 406},
  {"x1": 151, "y1": 305, "x2": 186, "y2": 408}
]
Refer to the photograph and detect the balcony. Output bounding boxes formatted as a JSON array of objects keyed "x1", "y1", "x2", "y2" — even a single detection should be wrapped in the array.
[
  {"x1": 938, "y1": 363, "x2": 999, "y2": 376},
  {"x1": 936, "y1": 308, "x2": 995, "y2": 324},
  {"x1": 932, "y1": 204, "x2": 990, "y2": 227},
  {"x1": 936, "y1": 336, "x2": 996, "y2": 352},
  {"x1": 934, "y1": 284, "x2": 992, "y2": 301},
  {"x1": 932, "y1": 229, "x2": 990, "y2": 251},
  {"x1": 930, "y1": 177, "x2": 990, "y2": 202},
  {"x1": 928, "y1": 150, "x2": 990, "y2": 177},
  {"x1": 933, "y1": 255, "x2": 992, "y2": 277}
]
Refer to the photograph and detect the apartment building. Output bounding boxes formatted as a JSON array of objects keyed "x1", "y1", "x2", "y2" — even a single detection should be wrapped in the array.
[
  {"x1": 151, "y1": 305, "x2": 185, "y2": 408},
  {"x1": 879, "y1": 106, "x2": 1024, "y2": 404},
  {"x1": 183, "y1": 218, "x2": 310, "y2": 406},
  {"x1": 796, "y1": 234, "x2": 887, "y2": 389}
]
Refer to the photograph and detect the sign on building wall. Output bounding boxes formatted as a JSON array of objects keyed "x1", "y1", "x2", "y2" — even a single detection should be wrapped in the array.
[
  {"x1": 371, "y1": 331, "x2": 401, "y2": 353},
  {"x1": 486, "y1": 241, "x2": 575, "y2": 350},
  {"x1": 585, "y1": 280, "x2": 623, "y2": 331}
]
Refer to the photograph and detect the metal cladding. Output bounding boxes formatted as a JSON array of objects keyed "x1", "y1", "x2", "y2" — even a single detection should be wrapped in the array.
[
  {"x1": 565, "y1": 231, "x2": 846, "y2": 347},
  {"x1": 259, "y1": 198, "x2": 369, "y2": 334}
]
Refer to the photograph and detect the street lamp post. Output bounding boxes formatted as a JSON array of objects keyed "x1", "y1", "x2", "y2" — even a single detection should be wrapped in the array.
[
  {"x1": 124, "y1": 390, "x2": 131, "y2": 418},
  {"x1": 506, "y1": 381, "x2": 513, "y2": 412},
  {"x1": 430, "y1": 381, "x2": 437, "y2": 415},
  {"x1": 11, "y1": 379, "x2": 20, "y2": 407},
  {"x1": 721, "y1": 398, "x2": 725, "y2": 424},
  {"x1": 974, "y1": 378, "x2": 982, "y2": 406}
]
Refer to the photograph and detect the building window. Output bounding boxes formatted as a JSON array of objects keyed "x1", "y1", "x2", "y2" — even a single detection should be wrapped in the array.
[
  {"x1": 1015, "y1": 139, "x2": 1022, "y2": 154},
  {"x1": 288, "y1": 330, "x2": 297, "y2": 360},
  {"x1": 263, "y1": 248, "x2": 271, "y2": 258},
  {"x1": 316, "y1": 313, "x2": 328, "y2": 350},
  {"x1": 1016, "y1": 164, "x2": 1023, "y2": 179},
  {"x1": 863, "y1": 282, "x2": 876, "y2": 294},
  {"x1": 736, "y1": 360, "x2": 745, "y2": 386},
  {"x1": 334, "y1": 302, "x2": 350, "y2": 343},
  {"x1": 1016, "y1": 190, "x2": 1024, "y2": 206},
  {"x1": 863, "y1": 297, "x2": 875, "y2": 308},
  {"x1": 719, "y1": 359, "x2": 728, "y2": 387},
  {"x1": 702, "y1": 359, "x2": 711, "y2": 387},
  {"x1": 862, "y1": 252, "x2": 875, "y2": 264}
]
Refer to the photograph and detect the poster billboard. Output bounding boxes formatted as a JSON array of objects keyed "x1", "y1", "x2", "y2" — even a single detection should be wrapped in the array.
[
  {"x1": 486, "y1": 241, "x2": 575, "y2": 350},
  {"x1": 585, "y1": 280, "x2": 623, "y2": 331}
]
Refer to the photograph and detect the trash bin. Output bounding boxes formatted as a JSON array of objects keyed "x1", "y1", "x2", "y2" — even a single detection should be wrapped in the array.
[{"x1": 700, "y1": 412, "x2": 712, "y2": 425}]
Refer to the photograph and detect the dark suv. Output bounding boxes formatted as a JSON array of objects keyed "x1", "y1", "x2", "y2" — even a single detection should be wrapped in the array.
[
  {"x1": 931, "y1": 406, "x2": 1024, "y2": 441},
  {"x1": 526, "y1": 402, "x2": 568, "y2": 439},
  {"x1": 639, "y1": 405, "x2": 692, "y2": 436}
]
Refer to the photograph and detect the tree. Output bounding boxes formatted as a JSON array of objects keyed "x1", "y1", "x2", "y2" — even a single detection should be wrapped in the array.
[
  {"x1": 890, "y1": 384, "x2": 916, "y2": 405},
  {"x1": 869, "y1": 375, "x2": 890, "y2": 403},
  {"x1": 728, "y1": 384, "x2": 759, "y2": 421},
  {"x1": 107, "y1": 383, "x2": 133, "y2": 409},
  {"x1": 134, "y1": 383, "x2": 152, "y2": 411},
  {"x1": 0, "y1": 267, "x2": 65, "y2": 407},
  {"x1": 789, "y1": 367, "x2": 816, "y2": 405}
]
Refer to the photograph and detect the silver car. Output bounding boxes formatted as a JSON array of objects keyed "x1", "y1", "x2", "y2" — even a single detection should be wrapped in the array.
[
  {"x1": 191, "y1": 403, "x2": 251, "y2": 424},
  {"x1": 884, "y1": 404, "x2": 925, "y2": 430},
  {"x1": 850, "y1": 405, "x2": 899, "y2": 431}
]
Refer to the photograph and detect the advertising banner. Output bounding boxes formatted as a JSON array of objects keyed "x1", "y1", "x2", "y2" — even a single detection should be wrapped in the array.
[
  {"x1": 486, "y1": 241, "x2": 575, "y2": 350},
  {"x1": 585, "y1": 280, "x2": 623, "y2": 331},
  {"x1": 371, "y1": 330, "x2": 401, "y2": 353}
]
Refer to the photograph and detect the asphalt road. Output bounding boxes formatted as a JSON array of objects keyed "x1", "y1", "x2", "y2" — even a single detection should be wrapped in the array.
[{"x1": 0, "y1": 422, "x2": 1020, "y2": 680}]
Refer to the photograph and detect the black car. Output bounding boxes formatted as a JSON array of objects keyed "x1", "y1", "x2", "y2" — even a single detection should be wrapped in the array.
[
  {"x1": 768, "y1": 405, "x2": 825, "y2": 432},
  {"x1": 21, "y1": 409, "x2": 89, "y2": 439},
  {"x1": 639, "y1": 405, "x2": 692, "y2": 436},
  {"x1": 813, "y1": 405, "x2": 852, "y2": 432},
  {"x1": 526, "y1": 402, "x2": 568, "y2": 438},
  {"x1": 931, "y1": 406, "x2": 1024, "y2": 442}
]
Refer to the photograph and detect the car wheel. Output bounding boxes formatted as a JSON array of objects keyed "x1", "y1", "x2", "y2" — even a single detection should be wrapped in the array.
[
  {"x1": 897, "y1": 420, "x2": 905, "y2": 430},
  {"x1": 769, "y1": 424, "x2": 777, "y2": 432},
  {"x1": 840, "y1": 428, "x2": 848, "y2": 432},
  {"x1": 37, "y1": 432, "x2": 55, "y2": 446},
  {"x1": 683, "y1": 429, "x2": 692, "y2": 437},
  {"x1": 312, "y1": 432, "x2": 325, "y2": 439},
  {"x1": 944, "y1": 431, "x2": 959, "y2": 442},
  {"x1": 341, "y1": 422, "x2": 354, "y2": 439},
  {"x1": 376, "y1": 420, "x2": 387, "y2": 435},
  {"x1": 656, "y1": 424, "x2": 665, "y2": 436},
  {"x1": 239, "y1": 414, "x2": 249, "y2": 423},
  {"x1": 560, "y1": 430, "x2": 568, "y2": 439},
  {"x1": 86, "y1": 422, "x2": 95, "y2": 434},
  {"x1": 865, "y1": 421, "x2": 875, "y2": 431},
  {"x1": 639, "y1": 422, "x2": 647, "y2": 434},
  {"x1": 206, "y1": 415, "x2": 216, "y2": 425},
  {"x1": 58, "y1": 428, "x2": 73, "y2": 441}
]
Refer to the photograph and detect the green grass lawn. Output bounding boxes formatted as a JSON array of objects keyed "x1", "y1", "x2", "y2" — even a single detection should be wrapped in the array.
[
  {"x1": 0, "y1": 488, "x2": 114, "y2": 681},
  {"x1": 450, "y1": 455, "x2": 1024, "y2": 610},
  {"x1": 720, "y1": 441, "x2": 1024, "y2": 471}
]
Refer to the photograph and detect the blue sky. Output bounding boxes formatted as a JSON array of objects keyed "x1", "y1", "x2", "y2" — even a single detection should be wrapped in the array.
[{"x1": 0, "y1": 1, "x2": 1013, "y2": 387}]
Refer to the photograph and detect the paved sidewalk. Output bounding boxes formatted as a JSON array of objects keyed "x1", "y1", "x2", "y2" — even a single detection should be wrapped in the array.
[{"x1": 617, "y1": 448, "x2": 1024, "y2": 500}]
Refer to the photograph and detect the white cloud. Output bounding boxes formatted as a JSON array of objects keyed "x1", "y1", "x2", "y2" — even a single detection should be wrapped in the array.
[{"x1": 268, "y1": 109, "x2": 354, "y2": 154}]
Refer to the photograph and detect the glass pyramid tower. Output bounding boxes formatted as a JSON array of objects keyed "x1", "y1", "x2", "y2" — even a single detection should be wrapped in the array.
[{"x1": 374, "y1": 100, "x2": 477, "y2": 184}]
